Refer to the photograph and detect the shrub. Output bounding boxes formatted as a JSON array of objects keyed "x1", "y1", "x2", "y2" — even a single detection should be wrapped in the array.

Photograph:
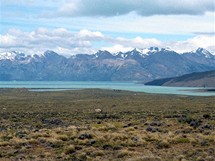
[
  {"x1": 172, "y1": 138, "x2": 190, "y2": 144},
  {"x1": 64, "y1": 145, "x2": 75, "y2": 154}
]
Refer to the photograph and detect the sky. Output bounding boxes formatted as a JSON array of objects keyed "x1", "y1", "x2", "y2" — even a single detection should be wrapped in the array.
[{"x1": 0, "y1": 0, "x2": 215, "y2": 56}]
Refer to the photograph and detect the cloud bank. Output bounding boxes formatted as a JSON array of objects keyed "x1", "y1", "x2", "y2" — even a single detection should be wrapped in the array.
[
  {"x1": 0, "y1": 28, "x2": 214, "y2": 56},
  {"x1": 1, "y1": 1, "x2": 214, "y2": 36},
  {"x1": 0, "y1": 28, "x2": 104, "y2": 56},
  {"x1": 57, "y1": 0, "x2": 215, "y2": 17}
]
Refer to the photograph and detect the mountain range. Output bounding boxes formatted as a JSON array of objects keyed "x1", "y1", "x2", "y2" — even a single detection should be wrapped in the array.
[
  {"x1": 145, "y1": 70, "x2": 215, "y2": 87},
  {"x1": 0, "y1": 47, "x2": 215, "y2": 82}
]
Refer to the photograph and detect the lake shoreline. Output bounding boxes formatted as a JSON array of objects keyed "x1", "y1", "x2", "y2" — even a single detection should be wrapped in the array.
[
  {"x1": 0, "y1": 81, "x2": 215, "y2": 96},
  {"x1": 182, "y1": 88, "x2": 215, "y2": 93}
]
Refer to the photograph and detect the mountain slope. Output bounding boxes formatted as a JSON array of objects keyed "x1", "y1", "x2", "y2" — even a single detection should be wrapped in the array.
[
  {"x1": 145, "y1": 70, "x2": 215, "y2": 87},
  {"x1": 0, "y1": 48, "x2": 215, "y2": 81}
]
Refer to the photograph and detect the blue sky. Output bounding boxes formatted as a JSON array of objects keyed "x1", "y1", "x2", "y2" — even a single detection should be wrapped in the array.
[{"x1": 0, "y1": 0, "x2": 214, "y2": 55}]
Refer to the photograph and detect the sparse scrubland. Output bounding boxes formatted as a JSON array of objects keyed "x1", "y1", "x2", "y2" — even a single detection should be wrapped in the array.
[{"x1": 0, "y1": 88, "x2": 215, "y2": 161}]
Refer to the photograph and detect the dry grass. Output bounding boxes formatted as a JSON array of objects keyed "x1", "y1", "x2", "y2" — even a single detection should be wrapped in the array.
[{"x1": 0, "y1": 88, "x2": 215, "y2": 160}]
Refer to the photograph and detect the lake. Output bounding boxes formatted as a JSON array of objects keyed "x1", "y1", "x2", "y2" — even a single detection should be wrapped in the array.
[{"x1": 0, "y1": 81, "x2": 214, "y2": 96}]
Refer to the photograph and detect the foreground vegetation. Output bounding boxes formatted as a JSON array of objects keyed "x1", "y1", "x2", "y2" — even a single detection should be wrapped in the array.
[{"x1": 0, "y1": 88, "x2": 215, "y2": 161}]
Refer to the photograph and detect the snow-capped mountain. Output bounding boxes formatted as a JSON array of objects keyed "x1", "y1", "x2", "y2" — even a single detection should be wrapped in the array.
[
  {"x1": 181, "y1": 48, "x2": 214, "y2": 58},
  {"x1": 0, "y1": 51, "x2": 33, "y2": 64},
  {"x1": 111, "y1": 47, "x2": 174, "y2": 59},
  {"x1": 182, "y1": 48, "x2": 215, "y2": 67},
  {"x1": 192, "y1": 48, "x2": 214, "y2": 58},
  {"x1": 134, "y1": 47, "x2": 174, "y2": 55},
  {"x1": 0, "y1": 47, "x2": 214, "y2": 81},
  {"x1": 0, "y1": 51, "x2": 25, "y2": 60}
]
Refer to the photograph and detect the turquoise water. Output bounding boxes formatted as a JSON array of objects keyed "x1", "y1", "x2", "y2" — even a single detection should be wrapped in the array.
[{"x1": 0, "y1": 81, "x2": 214, "y2": 96}]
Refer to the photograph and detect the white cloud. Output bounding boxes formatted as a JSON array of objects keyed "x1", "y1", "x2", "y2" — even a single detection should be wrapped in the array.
[
  {"x1": 0, "y1": 28, "x2": 98, "y2": 56},
  {"x1": 0, "y1": 28, "x2": 214, "y2": 56},
  {"x1": 46, "y1": 11, "x2": 214, "y2": 35},
  {"x1": 167, "y1": 35, "x2": 215, "y2": 53},
  {"x1": 0, "y1": 34, "x2": 17, "y2": 47},
  {"x1": 78, "y1": 29, "x2": 105, "y2": 40},
  {"x1": 113, "y1": 37, "x2": 162, "y2": 48},
  {"x1": 1, "y1": 1, "x2": 214, "y2": 36},
  {"x1": 105, "y1": 35, "x2": 215, "y2": 54},
  {"x1": 101, "y1": 45, "x2": 133, "y2": 53}
]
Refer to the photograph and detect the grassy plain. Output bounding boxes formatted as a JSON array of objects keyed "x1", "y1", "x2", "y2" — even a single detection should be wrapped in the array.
[{"x1": 0, "y1": 88, "x2": 215, "y2": 161}]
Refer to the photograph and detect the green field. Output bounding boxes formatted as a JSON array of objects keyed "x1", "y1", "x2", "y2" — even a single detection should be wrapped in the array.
[{"x1": 0, "y1": 89, "x2": 215, "y2": 161}]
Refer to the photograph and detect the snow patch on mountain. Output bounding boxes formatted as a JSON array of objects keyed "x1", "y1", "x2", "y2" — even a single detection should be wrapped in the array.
[
  {"x1": 185, "y1": 48, "x2": 214, "y2": 58},
  {"x1": 196, "y1": 48, "x2": 213, "y2": 58},
  {"x1": 0, "y1": 51, "x2": 18, "y2": 60},
  {"x1": 0, "y1": 47, "x2": 213, "y2": 62},
  {"x1": 0, "y1": 51, "x2": 33, "y2": 63}
]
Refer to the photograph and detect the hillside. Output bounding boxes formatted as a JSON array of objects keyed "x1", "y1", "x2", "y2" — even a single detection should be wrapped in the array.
[
  {"x1": 0, "y1": 47, "x2": 215, "y2": 82},
  {"x1": 145, "y1": 70, "x2": 215, "y2": 87}
]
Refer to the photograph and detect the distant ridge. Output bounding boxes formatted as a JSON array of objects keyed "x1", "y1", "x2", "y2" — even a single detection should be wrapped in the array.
[
  {"x1": 0, "y1": 47, "x2": 215, "y2": 82},
  {"x1": 145, "y1": 70, "x2": 215, "y2": 87}
]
